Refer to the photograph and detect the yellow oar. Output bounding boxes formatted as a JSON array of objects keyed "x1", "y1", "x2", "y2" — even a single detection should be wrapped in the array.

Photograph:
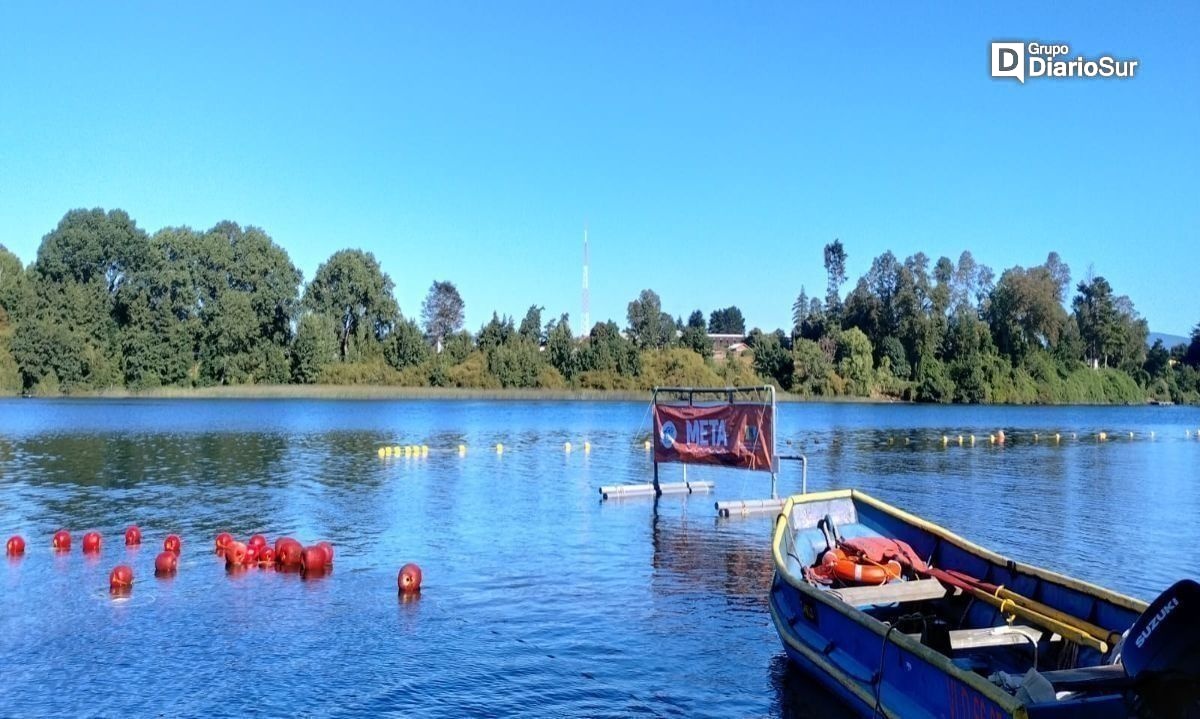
[{"x1": 932, "y1": 568, "x2": 1112, "y2": 653}]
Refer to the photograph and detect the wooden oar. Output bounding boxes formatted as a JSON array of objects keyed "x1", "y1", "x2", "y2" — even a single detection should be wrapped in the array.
[
  {"x1": 925, "y1": 567, "x2": 1111, "y2": 653},
  {"x1": 944, "y1": 569, "x2": 1124, "y2": 649}
]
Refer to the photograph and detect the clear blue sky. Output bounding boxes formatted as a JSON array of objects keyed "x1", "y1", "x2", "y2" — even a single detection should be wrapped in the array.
[{"x1": 1, "y1": 2, "x2": 1196, "y2": 335}]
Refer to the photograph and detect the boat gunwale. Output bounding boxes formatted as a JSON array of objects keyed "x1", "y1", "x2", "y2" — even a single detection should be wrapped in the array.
[{"x1": 770, "y1": 488, "x2": 1147, "y2": 715}]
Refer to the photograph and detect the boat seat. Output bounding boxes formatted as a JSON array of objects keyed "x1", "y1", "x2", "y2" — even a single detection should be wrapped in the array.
[
  {"x1": 829, "y1": 578, "x2": 948, "y2": 607},
  {"x1": 903, "y1": 624, "x2": 1050, "y2": 650}
]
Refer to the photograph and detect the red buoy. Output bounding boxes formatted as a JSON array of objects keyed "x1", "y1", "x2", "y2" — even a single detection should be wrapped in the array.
[
  {"x1": 275, "y1": 538, "x2": 303, "y2": 568},
  {"x1": 301, "y1": 546, "x2": 327, "y2": 573},
  {"x1": 163, "y1": 534, "x2": 181, "y2": 555},
  {"x1": 257, "y1": 547, "x2": 275, "y2": 567},
  {"x1": 6, "y1": 535, "x2": 24, "y2": 556},
  {"x1": 398, "y1": 563, "x2": 422, "y2": 594},
  {"x1": 124, "y1": 526, "x2": 142, "y2": 546},
  {"x1": 52, "y1": 529, "x2": 71, "y2": 551},
  {"x1": 215, "y1": 532, "x2": 233, "y2": 554},
  {"x1": 109, "y1": 565, "x2": 134, "y2": 593},
  {"x1": 248, "y1": 534, "x2": 268, "y2": 550},
  {"x1": 154, "y1": 551, "x2": 178, "y2": 576},
  {"x1": 225, "y1": 541, "x2": 248, "y2": 567},
  {"x1": 316, "y1": 541, "x2": 335, "y2": 565},
  {"x1": 245, "y1": 544, "x2": 259, "y2": 565},
  {"x1": 82, "y1": 531, "x2": 102, "y2": 554}
]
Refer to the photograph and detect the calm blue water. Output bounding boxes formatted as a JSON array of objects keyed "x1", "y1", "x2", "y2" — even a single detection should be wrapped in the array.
[{"x1": 1, "y1": 399, "x2": 1198, "y2": 717}]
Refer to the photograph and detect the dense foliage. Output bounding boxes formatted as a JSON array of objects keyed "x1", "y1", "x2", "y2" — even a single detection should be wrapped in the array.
[{"x1": 1, "y1": 209, "x2": 1197, "y2": 403}]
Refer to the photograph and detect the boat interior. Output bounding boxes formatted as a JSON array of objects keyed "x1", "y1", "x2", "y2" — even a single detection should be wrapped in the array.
[{"x1": 779, "y1": 491, "x2": 1148, "y2": 705}]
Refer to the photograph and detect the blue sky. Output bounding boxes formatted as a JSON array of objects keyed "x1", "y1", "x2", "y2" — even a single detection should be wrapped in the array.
[{"x1": 1, "y1": 2, "x2": 1196, "y2": 335}]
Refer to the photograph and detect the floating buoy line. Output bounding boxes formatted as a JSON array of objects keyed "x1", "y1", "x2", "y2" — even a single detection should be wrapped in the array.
[{"x1": 6, "y1": 527, "x2": 422, "y2": 601}]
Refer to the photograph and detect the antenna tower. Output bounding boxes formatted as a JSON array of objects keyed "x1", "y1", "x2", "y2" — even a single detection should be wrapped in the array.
[{"x1": 582, "y1": 226, "x2": 590, "y2": 334}]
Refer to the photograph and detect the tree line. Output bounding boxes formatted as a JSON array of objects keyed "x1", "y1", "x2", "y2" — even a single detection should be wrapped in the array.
[{"x1": 0, "y1": 208, "x2": 1198, "y2": 403}]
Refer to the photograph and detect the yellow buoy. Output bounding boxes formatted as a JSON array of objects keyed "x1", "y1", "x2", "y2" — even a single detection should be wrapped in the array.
[
  {"x1": 1055, "y1": 433, "x2": 1061, "y2": 443},
  {"x1": 421, "y1": 445, "x2": 429, "y2": 456},
  {"x1": 584, "y1": 441, "x2": 591, "y2": 453},
  {"x1": 1129, "y1": 432, "x2": 1134, "y2": 439},
  {"x1": 384, "y1": 446, "x2": 394, "y2": 456},
  {"x1": 458, "y1": 444, "x2": 467, "y2": 455},
  {"x1": 970, "y1": 435, "x2": 976, "y2": 445},
  {"x1": 401, "y1": 446, "x2": 410, "y2": 457},
  {"x1": 1098, "y1": 432, "x2": 1107, "y2": 442},
  {"x1": 1033, "y1": 433, "x2": 1039, "y2": 442},
  {"x1": 377, "y1": 447, "x2": 386, "y2": 458},
  {"x1": 989, "y1": 434, "x2": 995, "y2": 444},
  {"x1": 957, "y1": 435, "x2": 963, "y2": 446},
  {"x1": 496, "y1": 443, "x2": 504, "y2": 454},
  {"x1": 941, "y1": 435, "x2": 948, "y2": 445},
  {"x1": 643, "y1": 440, "x2": 651, "y2": 451},
  {"x1": 564, "y1": 442, "x2": 572, "y2": 453}
]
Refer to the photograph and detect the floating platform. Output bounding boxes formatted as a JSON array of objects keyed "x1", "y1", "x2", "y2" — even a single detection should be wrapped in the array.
[
  {"x1": 715, "y1": 497, "x2": 786, "y2": 518},
  {"x1": 599, "y1": 481, "x2": 714, "y2": 500}
]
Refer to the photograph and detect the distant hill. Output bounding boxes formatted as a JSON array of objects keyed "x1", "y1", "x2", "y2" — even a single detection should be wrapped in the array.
[{"x1": 1149, "y1": 331, "x2": 1190, "y2": 349}]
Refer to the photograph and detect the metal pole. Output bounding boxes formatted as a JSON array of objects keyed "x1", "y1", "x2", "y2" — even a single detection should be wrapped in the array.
[{"x1": 802, "y1": 455, "x2": 808, "y2": 495}]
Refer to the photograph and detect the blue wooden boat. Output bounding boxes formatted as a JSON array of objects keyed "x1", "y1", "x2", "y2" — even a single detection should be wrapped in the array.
[{"x1": 770, "y1": 489, "x2": 1200, "y2": 718}]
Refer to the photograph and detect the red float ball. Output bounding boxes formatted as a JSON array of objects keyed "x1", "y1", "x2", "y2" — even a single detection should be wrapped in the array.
[
  {"x1": 275, "y1": 539, "x2": 303, "y2": 568},
  {"x1": 52, "y1": 530, "x2": 71, "y2": 551},
  {"x1": 82, "y1": 531, "x2": 102, "y2": 554},
  {"x1": 316, "y1": 541, "x2": 335, "y2": 565},
  {"x1": 6, "y1": 535, "x2": 24, "y2": 556},
  {"x1": 300, "y1": 546, "x2": 327, "y2": 573},
  {"x1": 109, "y1": 564, "x2": 134, "y2": 593},
  {"x1": 257, "y1": 547, "x2": 275, "y2": 567},
  {"x1": 245, "y1": 545, "x2": 259, "y2": 564},
  {"x1": 124, "y1": 526, "x2": 142, "y2": 546},
  {"x1": 215, "y1": 532, "x2": 233, "y2": 554},
  {"x1": 154, "y1": 551, "x2": 178, "y2": 576},
  {"x1": 163, "y1": 534, "x2": 181, "y2": 555},
  {"x1": 225, "y1": 541, "x2": 248, "y2": 567},
  {"x1": 248, "y1": 534, "x2": 267, "y2": 550},
  {"x1": 398, "y1": 563, "x2": 423, "y2": 594}
]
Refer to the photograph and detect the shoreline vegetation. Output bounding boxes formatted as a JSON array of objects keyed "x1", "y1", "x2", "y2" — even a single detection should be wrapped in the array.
[{"x1": 2, "y1": 209, "x2": 1199, "y2": 406}]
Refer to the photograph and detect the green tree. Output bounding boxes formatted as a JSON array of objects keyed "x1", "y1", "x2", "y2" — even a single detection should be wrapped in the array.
[
  {"x1": 545, "y1": 314, "x2": 579, "y2": 380},
  {"x1": 835, "y1": 327, "x2": 874, "y2": 396},
  {"x1": 384, "y1": 317, "x2": 430, "y2": 371},
  {"x1": 823, "y1": 239, "x2": 848, "y2": 320},
  {"x1": 791, "y1": 287, "x2": 809, "y2": 338},
  {"x1": 292, "y1": 313, "x2": 339, "y2": 383},
  {"x1": 487, "y1": 339, "x2": 542, "y2": 388},
  {"x1": 708, "y1": 306, "x2": 746, "y2": 335},
  {"x1": 476, "y1": 312, "x2": 514, "y2": 352},
  {"x1": 752, "y1": 332, "x2": 793, "y2": 390},
  {"x1": 421, "y1": 280, "x2": 465, "y2": 349},
  {"x1": 518, "y1": 305, "x2": 545, "y2": 344},
  {"x1": 679, "y1": 309, "x2": 711, "y2": 359},
  {"x1": 1186, "y1": 323, "x2": 1200, "y2": 367},
  {"x1": 791, "y1": 339, "x2": 834, "y2": 396},
  {"x1": 987, "y1": 263, "x2": 1069, "y2": 361},
  {"x1": 626, "y1": 289, "x2": 672, "y2": 349},
  {"x1": 304, "y1": 249, "x2": 398, "y2": 361}
]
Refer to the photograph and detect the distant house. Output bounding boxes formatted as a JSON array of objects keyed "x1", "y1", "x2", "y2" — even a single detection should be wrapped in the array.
[{"x1": 710, "y1": 333, "x2": 747, "y2": 361}]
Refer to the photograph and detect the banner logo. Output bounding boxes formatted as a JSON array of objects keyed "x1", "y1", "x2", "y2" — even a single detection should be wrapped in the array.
[{"x1": 660, "y1": 421, "x2": 678, "y2": 449}]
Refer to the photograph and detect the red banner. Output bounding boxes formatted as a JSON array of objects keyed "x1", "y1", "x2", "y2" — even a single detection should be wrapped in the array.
[{"x1": 653, "y1": 403, "x2": 775, "y2": 472}]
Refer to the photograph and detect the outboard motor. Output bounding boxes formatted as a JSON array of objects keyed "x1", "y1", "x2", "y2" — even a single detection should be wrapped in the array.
[{"x1": 1123, "y1": 579, "x2": 1200, "y2": 718}]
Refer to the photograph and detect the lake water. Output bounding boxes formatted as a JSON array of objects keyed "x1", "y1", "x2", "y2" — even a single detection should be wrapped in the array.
[{"x1": 1, "y1": 399, "x2": 1198, "y2": 717}]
